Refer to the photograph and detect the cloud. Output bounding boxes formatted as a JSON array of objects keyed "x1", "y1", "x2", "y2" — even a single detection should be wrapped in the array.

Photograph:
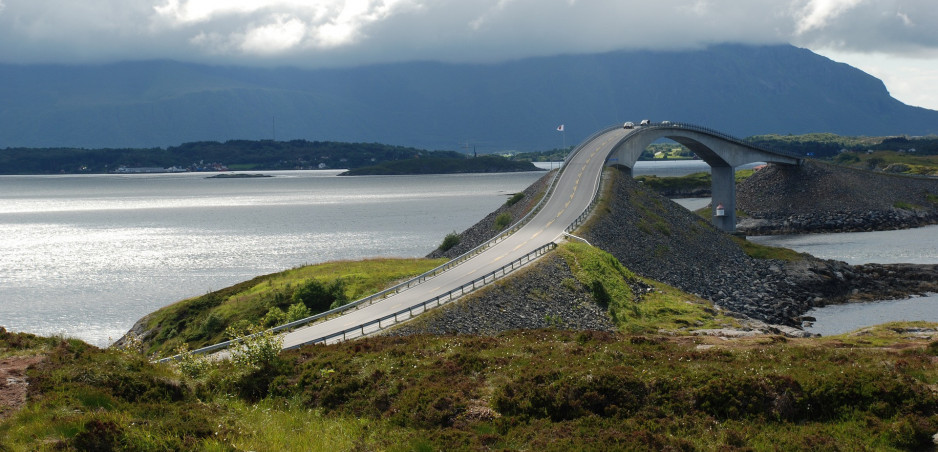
[
  {"x1": 793, "y1": 0, "x2": 864, "y2": 35},
  {"x1": 0, "y1": 0, "x2": 936, "y2": 66}
]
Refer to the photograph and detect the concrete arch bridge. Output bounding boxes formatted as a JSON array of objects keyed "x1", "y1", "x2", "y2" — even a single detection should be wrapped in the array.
[{"x1": 603, "y1": 122, "x2": 803, "y2": 231}]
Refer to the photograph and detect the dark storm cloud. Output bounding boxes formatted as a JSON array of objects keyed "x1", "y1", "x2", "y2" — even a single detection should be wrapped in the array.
[{"x1": 0, "y1": 0, "x2": 934, "y2": 67}]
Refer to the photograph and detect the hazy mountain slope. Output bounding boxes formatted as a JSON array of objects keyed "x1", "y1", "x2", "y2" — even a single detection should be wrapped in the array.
[{"x1": 1, "y1": 44, "x2": 935, "y2": 150}]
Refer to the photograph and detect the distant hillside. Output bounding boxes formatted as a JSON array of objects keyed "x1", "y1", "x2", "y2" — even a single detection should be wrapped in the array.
[{"x1": 1, "y1": 44, "x2": 937, "y2": 150}]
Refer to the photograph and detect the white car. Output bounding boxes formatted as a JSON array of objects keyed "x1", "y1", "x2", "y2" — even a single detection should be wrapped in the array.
[
  {"x1": 623, "y1": 122, "x2": 634, "y2": 129},
  {"x1": 640, "y1": 119, "x2": 650, "y2": 126}
]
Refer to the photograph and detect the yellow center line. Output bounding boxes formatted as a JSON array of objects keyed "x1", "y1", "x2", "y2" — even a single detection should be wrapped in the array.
[{"x1": 531, "y1": 231, "x2": 541, "y2": 239}]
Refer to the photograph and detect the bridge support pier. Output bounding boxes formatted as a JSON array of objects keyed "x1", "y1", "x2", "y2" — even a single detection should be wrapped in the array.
[{"x1": 710, "y1": 165, "x2": 736, "y2": 232}]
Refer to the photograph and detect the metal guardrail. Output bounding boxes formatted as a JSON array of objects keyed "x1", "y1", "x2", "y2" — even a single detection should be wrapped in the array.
[
  {"x1": 158, "y1": 131, "x2": 621, "y2": 361},
  {"x1": 161, "y1": 122, "x2": 777, "y2": 361},
  {"x1": 283, "y1": 242, "x2": 558, "y2": 349},
  {"x1": 637, "y1": 121, "x2": 804, "y2": 161}
]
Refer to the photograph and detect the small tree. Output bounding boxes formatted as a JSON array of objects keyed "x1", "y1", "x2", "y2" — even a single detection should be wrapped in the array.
[
  {"x1": 285, "y1": 302, "x2": 312, "y2": 322},
  {"x1": 440, "y1": 232, "x2": 461, "y2": 252},
  {"x1": 494, "y1": 212, "x2": 512, "y2": 230},
  {"x1": 292, "y1": 278, "x2": 347, "y2": 313},
  {"x1": 262, "y1": 306, "x2": 287, "y2": 327},
  {"x1": 505, "y1": 192, "x2": 525, "y2": 207},
  {"x1": 226, "y1": 323, "x2": 283, "y2": 371},
  {"x1": 172, "y1": 343, "x2": 211, "y2": 379}
]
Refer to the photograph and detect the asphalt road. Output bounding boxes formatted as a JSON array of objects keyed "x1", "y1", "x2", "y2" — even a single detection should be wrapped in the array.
[{"x1": 280, "y1": 127, "x2": 633, "y2": 349}]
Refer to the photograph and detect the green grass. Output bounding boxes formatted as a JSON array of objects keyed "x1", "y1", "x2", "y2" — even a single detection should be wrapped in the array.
[
  {"x1": 557, "y1": 242, "x2": 739, "y2": 333},
  {"x1": 635, "y1": 172, "x2": 710, "y2": 192},
  {"x1": 732, "y1": 236, "x2": 808, "y2": 261},
  {"x1": 5, "y1": 313, "x2": 938, "y2": 451},
  {"x1": 837, "y1": 150, "x2": 938, "y2": 175},
  {"x1": 141, "y1": 257, "x2": 447, "y2": 356},
  {"x1": 893, "y1": 201, "x2": 922, "y2": 210}
]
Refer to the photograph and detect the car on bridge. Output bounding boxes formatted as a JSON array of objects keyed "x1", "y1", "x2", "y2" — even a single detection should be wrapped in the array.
[
  {"x1": 623, "y1": 121, "x2": 634, "y2": 129},
  {"x1": 640, "y1": 119, "x2": 650, "y2": 126}
]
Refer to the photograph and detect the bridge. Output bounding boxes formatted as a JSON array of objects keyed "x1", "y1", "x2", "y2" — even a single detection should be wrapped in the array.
[
  {"x1": 605, "y1": 122, "x2": 802, "y2": 231},
  {"x1": 164, "y1": 122, "x2": 802, "y2": 359}
]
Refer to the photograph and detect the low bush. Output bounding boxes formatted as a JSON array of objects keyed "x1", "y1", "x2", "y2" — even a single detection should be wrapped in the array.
[
  {"x1": 494, "y1": 212, "x2": 512, "y2": 230},
  {"x1": 439, "y1": 232, "x2": 460, "y2": 252}
]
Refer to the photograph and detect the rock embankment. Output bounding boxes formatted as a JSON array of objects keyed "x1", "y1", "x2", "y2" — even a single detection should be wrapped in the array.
[
  {"x1": 389, "y1": 253, "x2": 616, "y2": 336},
  {"x1": 427, "y1": 171, "x2": 553, "y2": 259},
  {"x1": 402, "y1": 165, "x2": 938, "y2": 334},
  {"x1": 737, "y1": 160, "x2": 938, "y2": 235},
  {"x1": 582, "y1": 168, "x2": 938, "y2": 326}
]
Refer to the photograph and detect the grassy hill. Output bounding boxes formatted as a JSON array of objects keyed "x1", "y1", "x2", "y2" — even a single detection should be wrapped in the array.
[{"x1": 4, "y1": 320, "x2": 938, "y2": 450}]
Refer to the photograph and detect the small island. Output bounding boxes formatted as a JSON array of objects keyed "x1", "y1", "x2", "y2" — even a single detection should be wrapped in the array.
[
  {"x1": 205, "y1": 173, "x2": 273, "y2": 179},
  {"x1": 339, "y1": 155, "x2": 542, "y2": 176}
]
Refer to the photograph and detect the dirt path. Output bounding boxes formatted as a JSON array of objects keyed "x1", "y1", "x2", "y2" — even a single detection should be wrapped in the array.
[{"x1": 0, "y1": 355, "x2": 44, "y2": 420}]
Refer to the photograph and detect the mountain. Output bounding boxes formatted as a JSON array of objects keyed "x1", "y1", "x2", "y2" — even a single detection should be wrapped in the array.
[{"x1": 1, "y1": 44, "x2": 936, "y2": 151}]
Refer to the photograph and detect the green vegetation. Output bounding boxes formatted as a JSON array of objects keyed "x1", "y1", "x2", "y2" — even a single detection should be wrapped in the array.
[
  {"x1": 634, "y1": 169, "x2": 758, "y2": 197},
  {"x1": 339, "y1": 155, "x2": 539, "y2": 175},
  {"x1": 0, "y1": 140, "x2": 459, "y2": 175},
  {"x1": 439, "y1": 231, "x2": 461, "y2": 252},
  {"x1": 732, "y1": 236, "x2": 808, "y2": 261},
  {"x1": 5, "y1": 318, "x2": 938, "y2": 450},
  {"x1": 639, "y1": 142, "x2": 695, "y2": 160},
  {"x1": 558, "y1": 242, "x2": 735, "y2": 332},
  {"x1": 138, "y1": 257, "x2": 446, "y2": 357},
  {"x1": 833, "y1": 150, "x2": 938, "y2": 176},
  {"x1": 505, "y1": 192, "x2": 525, "y2": 207},
  {"x1": 635, "y1": 171, "x2": 710, "y2": 192},
  {"x1": 507, "y1": 148, "x2": 570, "y2": 163},
  {"x1": 494, "y1": 212, "x2": 512, "y2": 230}
]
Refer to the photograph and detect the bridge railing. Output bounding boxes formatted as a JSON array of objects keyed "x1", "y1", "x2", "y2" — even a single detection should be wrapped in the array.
[
  {"x1": 283, "y1": 242, "x2": 558, "y2": 348},
  {"x1": 158, "y1": 126, "x2": 623, "y2": 361},
  {"x1": 639, "y1": 122, "x2": 803, "y2": 161}
]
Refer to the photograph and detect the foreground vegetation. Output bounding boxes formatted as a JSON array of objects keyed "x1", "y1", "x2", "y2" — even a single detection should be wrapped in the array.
[
  {"x1": 4, "y1": 241, "x2": 938, "y2": 450},
  {"x1": 3, "y1": 319, "x2": 938, "y2": 450},
  {"x1": 135, "y1": 258, "x2": 446, "y2": 357}
]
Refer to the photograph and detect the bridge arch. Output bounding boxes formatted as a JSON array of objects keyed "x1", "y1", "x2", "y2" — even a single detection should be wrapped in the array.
[{"x1": 602, "y1": 123, "x2": 802, "y2": 232}]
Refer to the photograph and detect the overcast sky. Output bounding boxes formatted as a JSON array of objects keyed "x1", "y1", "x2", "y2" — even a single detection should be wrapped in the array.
[{"x1": 1, "y1": 0, "x2": 936, "y2": 109}]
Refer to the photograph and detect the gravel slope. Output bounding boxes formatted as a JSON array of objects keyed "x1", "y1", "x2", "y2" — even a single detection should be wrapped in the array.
[{"x1": 737, "y1": 160, "x2": 938, "y2": 234}]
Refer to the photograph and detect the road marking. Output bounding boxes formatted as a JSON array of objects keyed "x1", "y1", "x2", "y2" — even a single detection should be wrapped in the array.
[{"x1": 531, "y1": 231, "x2": 541, "y2": 239}]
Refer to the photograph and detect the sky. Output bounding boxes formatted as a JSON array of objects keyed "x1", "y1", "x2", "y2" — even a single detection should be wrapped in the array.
[{"x1": 1, "y1": 0, "x2": 936, "y2": 110}]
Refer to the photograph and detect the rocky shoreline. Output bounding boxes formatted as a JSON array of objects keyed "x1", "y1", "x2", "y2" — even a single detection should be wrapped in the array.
[
  {"x1": 401, "y1": 165, "x2": 938, "y2": 338},
  {"x1": 737, "y1": 160, "x2": 938, "y2": 235}
]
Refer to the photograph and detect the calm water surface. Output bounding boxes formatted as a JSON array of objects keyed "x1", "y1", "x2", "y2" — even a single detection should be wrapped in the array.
[
  {"x1": 1, "y1": 170, "x2": 546, "y2": 345},
  {"x1": 747, "y1": 227, "x2": 938, "y2": 335},
  {"x1": 2, "y1": 161, "x2": 933, "y2": 344}
]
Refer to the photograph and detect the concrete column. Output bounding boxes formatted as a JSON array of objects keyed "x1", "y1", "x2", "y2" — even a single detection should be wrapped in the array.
[{"x1": 710, "y1": 164, "x2": 736, "y2": 232}]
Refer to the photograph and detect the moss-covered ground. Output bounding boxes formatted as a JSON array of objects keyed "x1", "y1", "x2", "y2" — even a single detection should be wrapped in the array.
[
  {"x1": 3, "y1": 319, "x2": 938, "y2": 451},
  {"x1": 139, "y1": 257, "x2": 447, "y2": 357},
  {"x1": 5, "y1": 239, "x2": 938, "y2": 450}
]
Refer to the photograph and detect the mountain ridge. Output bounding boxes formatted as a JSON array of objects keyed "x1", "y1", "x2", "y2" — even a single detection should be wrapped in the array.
[{"x1": 1, "y1": 44, "x2": 936, "y2": 150}]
